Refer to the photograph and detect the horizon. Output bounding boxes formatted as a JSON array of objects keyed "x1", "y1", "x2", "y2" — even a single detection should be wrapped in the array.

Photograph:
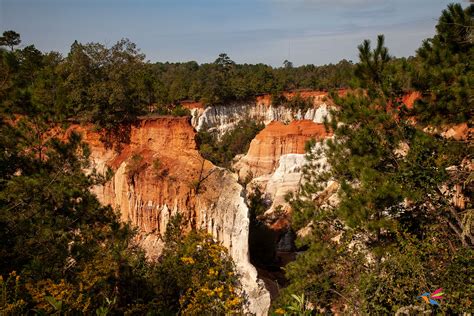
[{"x1": 0, "y1": 0, "x2": 470, "y2": 66}]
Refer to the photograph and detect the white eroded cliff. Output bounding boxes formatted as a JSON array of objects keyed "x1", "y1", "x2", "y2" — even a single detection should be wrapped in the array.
[
  {"x1": 75, "y1": 117, "x2": 270, "y2": 315},
  {"x1": 255, "y1": 154, "x2": 308, "y2": 213},
  {"x1": 190, "y1": 102, "x2": 331, "y2": 137},
  {"x1": 234, "y1": 121, "x2": 331, "y2": 222}
]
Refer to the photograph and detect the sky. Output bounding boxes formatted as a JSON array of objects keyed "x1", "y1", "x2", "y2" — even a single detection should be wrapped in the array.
[{"x1": 0, "y1": 0, "x2": 469, "y2": 66}]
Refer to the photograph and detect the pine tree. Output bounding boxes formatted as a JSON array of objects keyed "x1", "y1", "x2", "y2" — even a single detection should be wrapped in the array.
[
  {"x1": 412, "y1": 3, "x2": 473, "y2": 124},
  {"x1": 0, "y1": 31, "x2": 21, "y2": 51},
  {"x1": 278, "y1": 5, "x2": 473, "y2": 314},
  {"x1": 355, "y1": 34, "x2": 390, "y2": 92}
]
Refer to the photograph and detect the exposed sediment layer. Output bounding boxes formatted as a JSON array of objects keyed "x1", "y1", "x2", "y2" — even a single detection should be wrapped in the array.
[{"x1": 73, "y1": 117, "x2": 270, "y2": 315}]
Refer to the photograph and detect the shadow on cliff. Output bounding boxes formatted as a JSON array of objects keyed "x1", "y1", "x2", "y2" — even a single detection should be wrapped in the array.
[
  {"x1": 98, "y1": 123, "x2": 135, "y2": 152},
  {"x1": 248, "y1": 187, "x2": 298, "y2": 301}
]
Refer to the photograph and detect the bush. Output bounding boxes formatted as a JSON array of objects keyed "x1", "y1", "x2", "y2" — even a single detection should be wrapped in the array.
[
  {"x1": 151, "y1": 157, "x2": 169, "y2": 179},
  {"x1": 151, "y1": 216, "x2": 244, "y2": 314},
  {"x1": 170, "y1": 105, "x2": 191, "y2": 116},
  {"x1": 125, "y1": 153, "x2": 146, "y2": 182},
  {"x1": 150, "y1": 104, "x2": 191, "y2": 117},
  {"x1": 196, "y1": 120, "x2": 264, "y2": 168}
]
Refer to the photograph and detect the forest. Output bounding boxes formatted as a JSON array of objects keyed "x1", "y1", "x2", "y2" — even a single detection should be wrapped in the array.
[
  {"x1": 0, "y1": 28, "x2": 416, "y2": 129},
  {"x1": 0, "y1": 2, "x2": 473, "y2": 315}
]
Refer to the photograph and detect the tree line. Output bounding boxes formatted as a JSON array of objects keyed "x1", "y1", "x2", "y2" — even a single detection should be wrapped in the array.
[
  {"x1": 0, "y1": 30, "x2": 384, "y2": 129},
  {"x1": 2, "y1": 27, "x2": 462, "y2": 135}
]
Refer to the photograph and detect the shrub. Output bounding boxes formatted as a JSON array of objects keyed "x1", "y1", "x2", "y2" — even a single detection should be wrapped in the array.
[
  {"x1": 196, "y1": 120, "x2": 264, "y2": 168},
  {"x1": 125, "y1": 153, "x2": 146, "y2": 182},
  {"x1": 151, "y1": 216, "x2": 245, "y2": 314}
]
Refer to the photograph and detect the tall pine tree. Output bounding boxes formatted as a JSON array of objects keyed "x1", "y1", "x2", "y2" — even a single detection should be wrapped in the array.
[{"x1": 278, "y1": 4, "x2": 473, "y2": 314}]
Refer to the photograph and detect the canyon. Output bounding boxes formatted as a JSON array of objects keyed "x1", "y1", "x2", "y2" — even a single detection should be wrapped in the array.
[
  {"x1": 72, "y1": 90, "x2": 433, "y2": 315},
  {"x1": 73, "y1": 117, "x2": 271, "y2": 315},
  {"x1": 68, "y1": 92, "x2": 334, "y2": 315}
]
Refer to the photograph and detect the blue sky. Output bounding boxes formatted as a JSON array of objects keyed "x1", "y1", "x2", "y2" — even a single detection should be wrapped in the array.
[{"x1": 0, "y1": 0, "x2": 467, "y2": 66}]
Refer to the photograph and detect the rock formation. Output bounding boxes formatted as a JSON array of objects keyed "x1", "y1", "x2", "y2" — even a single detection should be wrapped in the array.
[
  {"x1": 66, "y1": 90, "x2": 420, "y2": 314},
  {"x1": 187, "y1": 90, "x2": 420, "y2": 139},
  {"x1": 235, "y1": 120, "x2": 329, "y2": 179},
  {"x1": 73, "y1": 117, "x2": 271, "y2": 315},
  {"x1": 188, "y1": 92, "x2": 333, "y2": 137},
  {"x1": 234, "y1": 120, "x2": 331, "y2": 222}
]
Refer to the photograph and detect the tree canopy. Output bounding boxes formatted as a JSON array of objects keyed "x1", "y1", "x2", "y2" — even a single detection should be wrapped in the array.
[
  {"x1": 0, "y1": 31, "x2": 21, "y2": 51},
  {"x1": 412, "y1": 3, "x2": 473, "y2": 124},
  {"x1": 277, "y1": 3, "x2": 473, "y2": 315}
]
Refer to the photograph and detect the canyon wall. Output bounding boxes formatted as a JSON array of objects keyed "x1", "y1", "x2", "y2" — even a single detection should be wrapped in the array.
[
  {"x1": 71, "y1": 90, "x2": 423, "y2": 314},
  {"x1": 234, "y1": 120, "x2": 331, "y2": 226},
  {"x1": 187, "y1": 90, "x2": 421, "y2": 138},
  {"x1": 235, "y1": 120, "x2": 329, "y2": 179},
  {"x1": 74, "y1": 117, "x2": 271, "y2": 315},
  {"x1": 188, "y1": 92, "x2": 332, "y2": 137}
]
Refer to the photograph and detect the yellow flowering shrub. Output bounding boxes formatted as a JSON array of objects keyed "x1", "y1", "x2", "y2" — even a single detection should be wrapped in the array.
[
  {"x1": 26, "y1": 278, "x2": 88, "y2": 313},
  {"x1": 155, "y1": 228, "x2": 244, "y2": 314},
  {"x1": 0, "y1": 272, "x2": 27, "y2": 315}
]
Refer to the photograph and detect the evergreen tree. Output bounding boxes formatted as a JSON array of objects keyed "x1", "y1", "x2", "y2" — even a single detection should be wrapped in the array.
[
  {"x1": 412, "y1": 3, "x2": 473, "y2": 124},
  {"x1": 0, "y1": 31, "x2": 21, "y2": 51},
  {"x1": 0, "y1": 115, "x2": 116, "y2": 276},
  {"x1": 355, "y1": 34, "x2": 391, "y2": 92},
  {"x1": 278, "y1": 5, "x2": 473, "y2": 314}
]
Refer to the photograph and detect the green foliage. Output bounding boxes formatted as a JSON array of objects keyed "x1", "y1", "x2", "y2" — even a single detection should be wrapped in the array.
[
  {"x1": 197, "y1": 120, "x2": 264, "y2": 168},
  {"x1": 282, "y1": 293, "x2": 313, "y2": 315},
  {"x1": 248, "y1": 185, "x2": 270, "y2": 220},
  {"x1": 148, "y1": 103, "x2": 191, "y2": 116},
  {"x1": 279, "y1": 5, "x2": 473, "y2": 314},
  {"x1": 412, "y1": 3, "x2": 473, "y2": 124},
  {"x1": 0, "y1": 31, "x2": 21, "y2": 51},
  {"x1": 170, "y1": 104, "x2": 191, "y2": 116},
  {"x1": 273, "y1": 293, "x2": 314, "y2": 316},
  {"x1": 0, "y1": 119, "x2": 119, "y2": 280},
  {"x1": 0, "y1": 36, "x2": 150, "y2": 146},
  {"x1": 358, "y1": 230, "x2": 474, "y2": 314},
  {"x1": 278, "y1": 219, "x2": 358, "y2": 313},
  {"x1": 125, "y1": 152, "x2": 146, "y2": 182},
  {"x1": 60, "y1": 39, "x2": 147, "y2": 128},
  {"x1": 355, "y1": 34, "x2": 391, "y2": 91},
  {"x1": 151, "y1": 157, "x2": 169, "y2": 180},
  {"x1": 354, "y1": 35, "x2": 419, "y2": 97},
  {"x1": 273, "y1": 93, "x2": 314, "y2": 112},
  {"x1": 151, "y1": 215, "x2": 244, "y2": 314},
  {"x1": 383, "y1": 56, "x2": 418, "y2": 94}
]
